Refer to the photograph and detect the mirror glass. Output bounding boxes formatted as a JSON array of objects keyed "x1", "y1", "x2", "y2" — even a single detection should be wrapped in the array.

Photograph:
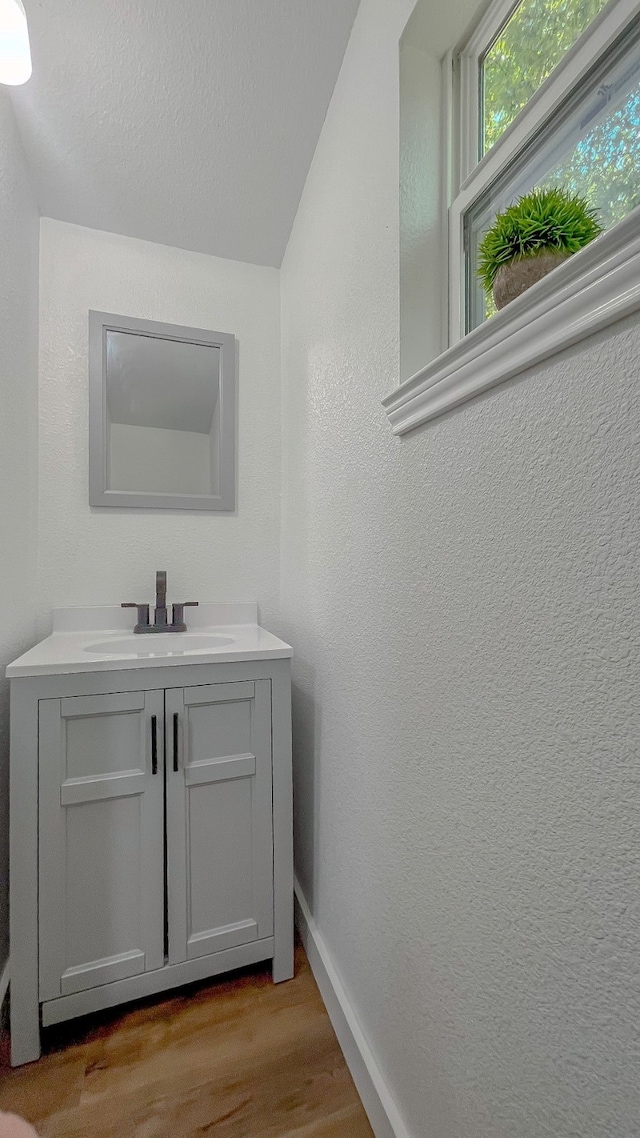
[{"x1": 105, "y1": 331, "x2": 221, "y2": 497}]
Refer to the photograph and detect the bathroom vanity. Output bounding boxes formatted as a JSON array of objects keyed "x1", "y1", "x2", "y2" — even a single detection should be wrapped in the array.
[{"x1": 7, "y1": 603, "x2": 293, "y2": 1066}]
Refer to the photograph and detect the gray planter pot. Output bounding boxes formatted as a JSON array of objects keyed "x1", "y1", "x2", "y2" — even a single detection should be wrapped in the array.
[{"x1": 493, "y1": 250, "x2": 570, "y2": 310}]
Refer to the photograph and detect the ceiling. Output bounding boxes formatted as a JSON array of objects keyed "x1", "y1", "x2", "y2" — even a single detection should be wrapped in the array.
[{"x1": 10, "y1": 0, "x2": 361, "y2": 267}]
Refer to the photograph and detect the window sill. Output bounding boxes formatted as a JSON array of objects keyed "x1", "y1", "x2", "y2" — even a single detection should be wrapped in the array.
[{"x1": 383, "y1": 210, "x2": 640, "y2": 435}]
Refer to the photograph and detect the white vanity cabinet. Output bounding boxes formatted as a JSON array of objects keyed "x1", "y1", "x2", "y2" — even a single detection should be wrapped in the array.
[{"x1": 8, "y1": 606, "x2": 293, "y2": 1066}]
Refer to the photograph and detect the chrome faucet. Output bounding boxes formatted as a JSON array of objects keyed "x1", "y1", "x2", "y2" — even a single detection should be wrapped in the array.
[{"x1": 122, "y1": 571, "x2": 199, "y2": 633}]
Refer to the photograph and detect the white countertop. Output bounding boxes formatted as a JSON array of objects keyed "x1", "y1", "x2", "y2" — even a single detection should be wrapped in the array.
[{"x1": 6, "y1": 604, "x2": 293, "y2": 678}]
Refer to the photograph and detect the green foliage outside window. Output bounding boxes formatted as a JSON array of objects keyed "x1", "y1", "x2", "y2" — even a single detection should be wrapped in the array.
[
  {"x1": 482, "y1": 0, "x2": 609, "y2": 152},
  {"x1": 542, "y1": 86, "x2": 640, "y2": 229}
]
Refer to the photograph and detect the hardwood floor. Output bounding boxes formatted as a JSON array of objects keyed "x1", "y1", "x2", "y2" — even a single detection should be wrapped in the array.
[{"x1": 0, "y1": 944, "x2": 373, "y2": 1137}]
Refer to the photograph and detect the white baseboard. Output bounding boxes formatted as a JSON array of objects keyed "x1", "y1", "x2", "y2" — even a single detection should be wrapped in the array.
[
  {"x1": 294, "y1": 878, "x2": 413, "y2": 1138},
  {"x1": 0, "y1": 956, "x2": 9, "y2": 1010}
]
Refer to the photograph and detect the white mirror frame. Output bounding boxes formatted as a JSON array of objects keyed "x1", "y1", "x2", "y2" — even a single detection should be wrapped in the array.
[{"x1": 89, "y1": 311, "x2": 236, "y2": 511}]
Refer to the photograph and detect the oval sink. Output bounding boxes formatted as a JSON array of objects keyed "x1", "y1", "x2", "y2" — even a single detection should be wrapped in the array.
[{"x1": 85, "y1": 634, "x2": 234, "y2": 656}]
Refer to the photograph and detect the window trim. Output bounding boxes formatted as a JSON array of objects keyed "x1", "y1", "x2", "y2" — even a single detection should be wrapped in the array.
[
  {"x1": 384, "y1": 206, "x2": 640, "y2": 434},
  {"x1": 457, "y1": 0, "x2": 522, "y2": 181}
]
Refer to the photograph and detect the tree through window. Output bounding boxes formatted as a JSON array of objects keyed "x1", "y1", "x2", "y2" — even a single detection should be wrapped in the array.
[{"x1": 482, "y1": 0, "x2": 610, "y2": 153}]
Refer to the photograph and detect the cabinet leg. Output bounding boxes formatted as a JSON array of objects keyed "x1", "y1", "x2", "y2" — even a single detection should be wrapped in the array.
[
  {"x1": 10, "y1": 683, "x2": 42, "y2": 1065},
  {"x1": 10, "y1": 987, "x2": 41, "y2": 1067},
  {"x1": 271, "y1": 663, "x2": 294, "y2": 986},
  {"x1": 272, "y1": 942, "x2": 295, "y2": 984}
]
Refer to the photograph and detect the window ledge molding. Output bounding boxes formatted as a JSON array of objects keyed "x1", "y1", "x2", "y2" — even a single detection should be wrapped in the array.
[{"x1": 384, "y1": 211, "x2": 640, "y2": 435}]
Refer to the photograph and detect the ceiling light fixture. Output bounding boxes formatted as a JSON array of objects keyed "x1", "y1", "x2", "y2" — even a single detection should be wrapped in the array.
[{"x1": 0, "y1": 0, "x2": 32, "y2": 86}]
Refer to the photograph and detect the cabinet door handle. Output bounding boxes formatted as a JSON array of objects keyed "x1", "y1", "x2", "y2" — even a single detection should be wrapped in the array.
[
  {"x1": 173, "y1": 712, "x2": 179, "y2": 772},
  {"x1": 151, "y1": 715, "x2": 158, "y2": 775}
]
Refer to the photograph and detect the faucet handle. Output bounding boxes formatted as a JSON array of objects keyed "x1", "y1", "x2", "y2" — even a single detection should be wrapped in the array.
[
  {"x1": 171, "y1": 601, "x2": 198, "y2": 631},
  {"x1": 121, "y1": 602, "x2": 150, "y2": 633}
]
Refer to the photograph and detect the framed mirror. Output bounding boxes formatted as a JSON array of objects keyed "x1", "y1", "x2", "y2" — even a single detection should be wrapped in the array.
[{"x1": 89, "y1": 312, "x2": 236, "y2": 510}]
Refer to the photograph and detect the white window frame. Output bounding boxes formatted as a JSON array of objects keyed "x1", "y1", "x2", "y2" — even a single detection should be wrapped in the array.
[
  {"x1": 457, "y1": 0, "x2": 521, "y2": 184},
  {"x1": 385, "y1": 0, "x2": 640, "y2": 434}
]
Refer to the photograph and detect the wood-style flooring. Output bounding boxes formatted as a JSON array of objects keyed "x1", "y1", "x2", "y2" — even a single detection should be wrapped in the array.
[{"x1": 0, "y1": 944, "x2": 373, "y2": 1137}]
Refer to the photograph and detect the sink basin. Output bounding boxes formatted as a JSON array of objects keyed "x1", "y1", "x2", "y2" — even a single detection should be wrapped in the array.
[{"x1": 85, "y1": 634, "x2": 234, "y2": 656}]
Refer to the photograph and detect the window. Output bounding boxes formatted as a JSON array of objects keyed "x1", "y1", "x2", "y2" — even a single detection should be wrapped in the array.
[
  {"x1": 450, "y1": 0, "x2": 640, "y2": 338},
  {"x1": 481, "y1": 0, "x2": 610, "y2": 153}
]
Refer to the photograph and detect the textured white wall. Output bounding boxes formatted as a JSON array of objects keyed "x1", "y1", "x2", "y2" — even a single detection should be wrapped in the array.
[
  {"x1": 0, "y1": 92, "x2": 39, "y2": 975},
  {"x1": 38, "y1": 219, "x2": 281, "y2": 632},
  {"x1": 280, "y1": 0, "x2": 640, "y2": 1135}
]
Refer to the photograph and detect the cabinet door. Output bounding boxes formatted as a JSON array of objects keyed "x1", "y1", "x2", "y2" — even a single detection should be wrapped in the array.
[
  {"x1": 166, "y1": 680, "x2": 273, "y2": 964},
  {"x1": 39, "y1": 690, "x2": 165, "y2": 1000}
]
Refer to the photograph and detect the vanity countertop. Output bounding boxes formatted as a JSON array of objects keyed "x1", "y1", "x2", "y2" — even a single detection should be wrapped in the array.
[{"x1": 6, "y1": 603, "x2": 293, "y2": 678}]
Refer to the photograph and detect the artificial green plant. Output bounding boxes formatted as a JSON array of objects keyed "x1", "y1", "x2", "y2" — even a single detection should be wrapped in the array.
[{"x1": 477, "y1": 186, "x2": 602, "y2": 295}]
